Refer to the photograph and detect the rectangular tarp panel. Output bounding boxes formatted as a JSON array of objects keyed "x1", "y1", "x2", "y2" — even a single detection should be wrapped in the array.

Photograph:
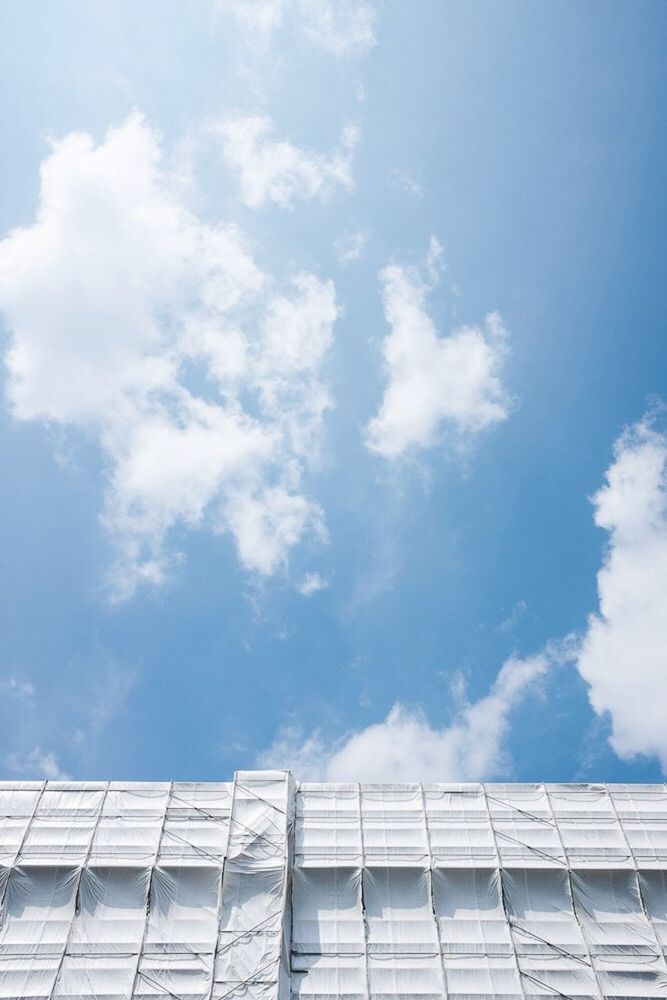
[
  {"x1": 432, "y1": 868, "x2": 511, "y2": 955},
  {"x1": 549, "y1": 787, "x2": 630, "y2": 866},
  {"x1": 227, "y1": 773, "x2": 289, "y2": 865},
  {"x1": 517, "y1": 954, "x2": 599, "y2": 999},
  {"x1": 638, "y1": 870, "x2": 667, "y2": 946},
  {"x1": 0, "y1": 866, "x2": 78, "y2": 956},
  {"x1": 291, "y1": 867, "x2": 364, "y2": 955},
  {"x1": 19, "y1": 786, "x2": 105, "y2": 864},
  {"x1": 159, "y1": 783, "x2": 232, "y2": 864},
  {"x1": 363, "y1": 867, "x2": 438, "y2": 954},
  {"x1": 611, "y1": 788, "x2": 667, "y2": 864},
  {"x1": 367, "y1": 953, "x2": 445, "y2": 999},
  {"x1": 443, "y1": 955, "x2": 523, "y2": 999},
  {"x1": 290, "y1": 955, "x2": 366, "y2": 999},
  {"x1": 90, "y1": 785, "x2": 169, "y2": 865},
  {"x1": 214, "y1": 863, "x2": 285, "y2": 987},
  {"x1": 592, "y1": 955, "x2": 667, "y2": 998},
  {"x1": 0, "y1": 785, "x2": 42, "y2": 865},
  {"x1": 68, "y1": 865, "x2": 150, "y2": 955},
  {"x1": 143, "y1": 865, "x2": 220, "y2": 954},
  {"x1": 423, "y1": 788, "x2": 496, "y2": 866},
  {"x1": 295, "y1": 786, "x2": 362, "y2": 868},
  {"x1": 133, "y1": 953, "x2": 213, "y2": 999},
  {"x1": 570, "y1": 869, "x2": 657, "y2": 955},
  {"x1": 502, "y1": 867, "x2": 586, "y2": 955},
  {"x1": 487, "y1": 786, "x2": 564, "y2": 867},
  {"x1": 360, "y1": 787, "x2": 429, "y2": 864},
  {"x1": 0, "y1": 956, "x2": 60, "y2": 999},
  {"x1": 53, "y1": 954, "x2": 137, "y2": 1000}
]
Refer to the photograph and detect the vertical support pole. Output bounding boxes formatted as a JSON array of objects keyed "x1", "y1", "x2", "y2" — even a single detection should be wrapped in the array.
[{"x1": 482, "y1": 783, "x2": 529, "y2": 1000}]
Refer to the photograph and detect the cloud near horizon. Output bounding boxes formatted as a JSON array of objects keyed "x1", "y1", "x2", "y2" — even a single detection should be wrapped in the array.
[
  {"x1": 257, "y1": 651, "x2": 550, "y2": 781},
  {"x1": 0, "y1": 112, "x2": 337, "y2": 600}
]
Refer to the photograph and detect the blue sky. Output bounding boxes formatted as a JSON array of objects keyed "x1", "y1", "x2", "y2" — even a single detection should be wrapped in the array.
[{"x1": 1, "y1": 0, "x2": 666, "y2": 784}]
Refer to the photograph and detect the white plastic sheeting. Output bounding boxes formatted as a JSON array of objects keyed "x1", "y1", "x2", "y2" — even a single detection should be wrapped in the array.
[
  {"x1": 292, "y1": 782, "x2": 667, "y2": 999},
  {"x1": 433, "y1": 867, "x2": 511, "y2": 955},
  {"x1": 212, "y1": 772, "x2": 293, "y2": 1000},
  {"x1": 2, "y1": 779, "x2": 667, "y2": 998},
  {"x1": 144, "y1": 866, "x2": 220, "y2": 953},
  {"x1": 0, "y1": 866, "x2": 78, "y2": 955},
  {"x1": 68, "y1": 867, "x2": 150, "y2": 955},
  {"x1": 295, "y1": 785, "x2": 363, "y2": 868},
  {"x1": 0, "y1": 774, "x2": 292, "y2": 1000},
  {"x1": 0, "y1": 785, "x2": 42, "y2": 866},
  {"x1": 292, "y1": 868, "x2": 364, "y2": 955},
  {"x1": 423, "y1": 788, "x2": 496, "y2": 867}
]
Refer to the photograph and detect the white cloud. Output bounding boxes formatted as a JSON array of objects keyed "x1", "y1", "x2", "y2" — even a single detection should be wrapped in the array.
[
  {"x1": 5, "y1": 747, "x2": 70, "y2": 781},
  {"x1": 334, "y1": 228, "x2": 367, "y2": 265},
  {"x1": 258, "y1": 652, "x2": 549, "y2": 781},
  {"x1": 0, "y1": 112, "x2": 337, "y2": 599},
  {"x1": 390, "y1": 166, "x2": 423, "y2": 198},
  {"x1": 215, "y1": 115, "x2": 359, "y2": 209},
  {"x1": 576, "y1": 414, "x2": 667, "y2": 769},
  {"x1": 298, "y1": 0, "x2": 377, "y2": 57},
  {"x1": 496, "y1": 599, "x2": 528, "y2": 634},
  {"x1": 223, "y1": 0, "x2": 377, "y2": 57},
  {"x1": 365, "y1": 239, "x2": 511, "y2": 459},
  {"x1": 298, "y1": 570, "x2": 328, "y2": 596},
  {"x1": 223, "y1": 0, "x2": 286, "y2": 39}
]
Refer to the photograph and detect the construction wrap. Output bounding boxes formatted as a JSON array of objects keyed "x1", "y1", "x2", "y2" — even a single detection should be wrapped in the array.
[{"x1": 2, "y1": 779, "x2": 667, "y2": 997}]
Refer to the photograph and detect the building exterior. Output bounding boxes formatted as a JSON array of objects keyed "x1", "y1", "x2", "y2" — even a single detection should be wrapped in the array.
[{"x1": 1, "y1": 772, "x2": 667, "y2": 999}]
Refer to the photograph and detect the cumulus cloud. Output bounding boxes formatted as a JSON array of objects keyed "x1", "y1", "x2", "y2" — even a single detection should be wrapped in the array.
[
  {"x1": 215, "y1": 115, "x2": 359, "y2": 209},
  {"x1": 365, "y1": 239, "x2": 511, "y2": 459},
  {"x1": 224, "y1": 0, "x2": 377, "y2": 57},
  {"x1": 576, "y1": 413, "x2": 667, "y2": 769},
  {"x1": 258, "y1": 652, "x2": 549, "y2": 781},
  {"x1": 0, "y1": 112, "x2": 337, "y2": 599}
]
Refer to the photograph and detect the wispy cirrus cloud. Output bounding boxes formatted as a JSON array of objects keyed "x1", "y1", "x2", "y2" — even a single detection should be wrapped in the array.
[{"x1": 0, "y1": 112, "x2": 337, "y2": 600}]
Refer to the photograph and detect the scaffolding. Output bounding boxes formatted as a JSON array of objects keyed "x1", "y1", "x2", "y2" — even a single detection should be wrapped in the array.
[{"x1": 1, "y1": 776, "x2": 667, "y2": 998}]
